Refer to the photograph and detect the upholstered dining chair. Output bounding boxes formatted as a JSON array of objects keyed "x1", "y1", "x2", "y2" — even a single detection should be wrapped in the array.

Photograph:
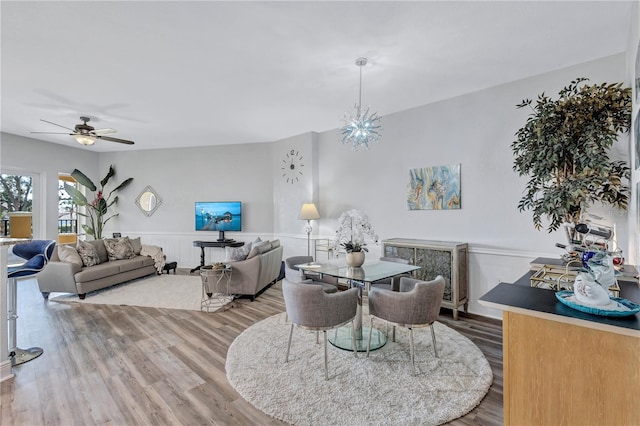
[
  {"x1": 370, "y1": 256, "x2": 411, "y2": 291},
  {"x1": 282, "y1": 280, "x2": 358, "y2": 380},
  {"x1": 284, "y1": 255, "x2": 338, "y2": 293},
  {"x1": 8, "y1": 240, "x2": 56, "y2": 365},
  {"x1": 366, "y1": 275, "x2": 445, "y2": 375}
]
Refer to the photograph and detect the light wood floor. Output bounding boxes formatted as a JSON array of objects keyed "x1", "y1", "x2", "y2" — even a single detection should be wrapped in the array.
[{"x1": 1, "y1": 273, "x2": 503, "y2": 425}]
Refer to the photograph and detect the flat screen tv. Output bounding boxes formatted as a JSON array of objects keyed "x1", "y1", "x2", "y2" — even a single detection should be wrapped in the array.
[{"x1": 195, "y1": 201, "x2": 242, "y2": 241}]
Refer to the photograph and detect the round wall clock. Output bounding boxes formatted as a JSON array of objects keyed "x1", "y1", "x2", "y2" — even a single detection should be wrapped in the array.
[{"x1": 281, "y1": 149, "x2": 304, "y2": 184}]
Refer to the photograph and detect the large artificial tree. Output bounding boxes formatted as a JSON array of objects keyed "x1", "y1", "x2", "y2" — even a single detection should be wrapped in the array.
[{"x1": 512, "y1": 78, "x2": 632, "y2": 235}]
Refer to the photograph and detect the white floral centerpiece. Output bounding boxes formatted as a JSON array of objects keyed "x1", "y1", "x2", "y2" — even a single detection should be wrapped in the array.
[{"x1": 333, "y1": 209, "x2": 378, "y2": 266}]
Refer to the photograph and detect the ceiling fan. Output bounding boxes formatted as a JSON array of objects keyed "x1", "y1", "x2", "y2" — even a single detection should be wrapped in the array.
[{"x1": 31, "y1": 116, "x2": 135, "y2": 146}]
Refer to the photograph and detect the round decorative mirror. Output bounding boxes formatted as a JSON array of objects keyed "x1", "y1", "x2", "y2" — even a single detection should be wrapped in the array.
[{"x1": 135, "y1": 186, "x2": 162, "y2": 217}]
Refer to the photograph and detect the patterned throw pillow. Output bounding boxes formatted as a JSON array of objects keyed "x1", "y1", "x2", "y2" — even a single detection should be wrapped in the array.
[
  {"x1": 129, "y1": 237, "x2": 142, "y2": 255},
  {"x1": 225, "y1": 243, "x2": 251, "y2": 262},
  {"x1": 58, "y1": 244, "x2": 83, "y2": 266},
  {"x1": 76, "y1": 240, "x2": 100, "y2": 267},
  {"x1": 103, "y1": 237, "x2": 136, "y2": 261}
]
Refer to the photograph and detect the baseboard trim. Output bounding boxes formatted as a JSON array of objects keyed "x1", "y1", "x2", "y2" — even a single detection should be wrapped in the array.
[{"x1": 0, "y1": 360, "x2": 14, "y2": 382}]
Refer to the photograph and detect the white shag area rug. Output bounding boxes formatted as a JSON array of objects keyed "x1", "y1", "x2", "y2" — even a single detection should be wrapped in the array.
[
  {"x1": 49, "y1": 274, "x2": 231, "y2": 312},
  {"x1": 226, "y1": 313, "x2": 493, "y2": 426}
]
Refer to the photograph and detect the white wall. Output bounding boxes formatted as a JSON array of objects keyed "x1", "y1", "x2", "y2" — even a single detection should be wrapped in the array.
[
  {"x1": 0, "y1": 133, "x2": 98, "y2": 240},
  {"x1": 1, "y1": 53, "x2": 634, "y2": 319},
  {"x1": 317, "y1": 53, "x2": 629, "y2": 318}
]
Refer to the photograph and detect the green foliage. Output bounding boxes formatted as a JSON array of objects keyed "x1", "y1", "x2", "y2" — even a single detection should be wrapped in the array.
[
  {"x1": 512, "y1": 78, "x2": 631, "y2": 232},
  {"x1": 64, "y1": 165, "x2": 133, "y2": 239},
  {"x1": 0, "y1": 175, "x2": 32, "y2": 217},
  {"x1": 340, "y1": 241, "x2": 368, "y2": 253}
]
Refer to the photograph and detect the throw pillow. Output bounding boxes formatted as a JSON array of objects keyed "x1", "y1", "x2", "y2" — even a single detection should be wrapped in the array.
[
  {"x1": 89, "y1": 240, "x2": 109, "y2": 264},
  {"x1": 77, "y1": 240, "x2": 100, "y2": 267},
  {"x1": 270, "y1": 239, "x2": 280, "y2": 249},
  {"x1": 103, "y1": 237, "x2": 136, "y2": 261},
  {"x1": 57, "y1": 245, "x2": 83, "y2": 266},
  {"x1": 129, "y1": 237, "x2": 142, "y2": 255},
  {"x1": 247, "y1": 240, "x2": 269, "y2": 260},
  {"x1": 225, "y1": 243, "x2": 251, "y2": 262}
]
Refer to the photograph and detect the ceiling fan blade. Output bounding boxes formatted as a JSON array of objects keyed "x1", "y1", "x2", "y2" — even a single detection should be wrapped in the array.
[
  {"x1": 40, "y1": 119, "x2": 76, "y2": 132},
  {"x1": 97, "y1": 135, "x2": 135, "y2": 145},
  {"x1": 30, "y1": 131, "x2": 75, "y2": 135},
  {"x1": 94, "y1": 128, "x2": 117, "y2": 135}
]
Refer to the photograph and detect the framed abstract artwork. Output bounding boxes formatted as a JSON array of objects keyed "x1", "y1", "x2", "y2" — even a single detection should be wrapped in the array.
[{"x1": 407, "y1": 164, "x2": 461, "y2": 210}]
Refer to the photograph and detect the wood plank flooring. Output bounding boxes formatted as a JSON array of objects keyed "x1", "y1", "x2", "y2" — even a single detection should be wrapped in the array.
[{"x1": 1, "y1": 274, "x2": 503, "y2": 425}]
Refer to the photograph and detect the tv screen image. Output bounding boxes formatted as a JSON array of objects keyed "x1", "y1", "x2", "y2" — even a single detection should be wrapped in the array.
[{"x1": 195, "y1": 201, "x2": 242, "y2": 232}]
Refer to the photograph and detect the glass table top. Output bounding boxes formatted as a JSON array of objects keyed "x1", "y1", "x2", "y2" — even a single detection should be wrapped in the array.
[{"x1": 297, "y1": 259, "x2": 420, "y2": 283}]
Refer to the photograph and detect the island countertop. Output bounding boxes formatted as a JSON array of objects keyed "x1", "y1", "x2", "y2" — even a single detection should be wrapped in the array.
[{"x1": 479, "y1": 282, "x2": 639, "y2": 338}]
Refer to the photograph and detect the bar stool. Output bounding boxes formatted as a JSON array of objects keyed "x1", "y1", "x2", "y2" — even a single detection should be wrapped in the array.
[{"x1": 7, "y1": 240, "x2": 55, "y2": 366}]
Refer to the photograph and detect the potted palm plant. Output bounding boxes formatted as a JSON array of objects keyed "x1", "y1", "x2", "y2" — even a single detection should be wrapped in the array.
[
  {"x1": 512, "y1": 77, "x2": 632, "y2": 240},
  {"x1": 64, "y1": 165, "x2": 133, "y2": 240}
]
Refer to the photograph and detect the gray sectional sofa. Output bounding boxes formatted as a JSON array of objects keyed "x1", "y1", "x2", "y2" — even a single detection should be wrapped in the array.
[{"x1": 37, "y1": 238, "x2": 158, "y2": 300}]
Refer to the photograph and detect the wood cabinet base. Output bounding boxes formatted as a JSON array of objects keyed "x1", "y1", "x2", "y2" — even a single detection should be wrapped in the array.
[{"x1": 503, "y1": 311, "x2": 639, "y2": 426}]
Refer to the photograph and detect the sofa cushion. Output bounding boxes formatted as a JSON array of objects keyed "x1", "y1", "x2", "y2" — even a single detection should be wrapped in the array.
[
  {"x1": 77, "y1": 240, "x2": 101, "y2": 267},
  {"x1": 270, "y1": 239, "x2": 280, "y2": 249},
  {"x1": 74, "y1": 262, "x2": 121, "y2": 282},
  {"x1": 104, "y1": 237, "x2": 136, "y2": 261},
  {"x1": 129, "y1": 237, "x2": 142, "y2": 255},
  {"x1": 58, "y1": 244, "x2": 83, "y2": 266},
  {"x1": 225, "y1": 243, "x2": 251, "y2": 262},
  {"x1": 110, "y1": 256, "x2": 148, "y2": 273},
  {"x1": 88, "y1": 239, "x2": 109, "y2": 264}
]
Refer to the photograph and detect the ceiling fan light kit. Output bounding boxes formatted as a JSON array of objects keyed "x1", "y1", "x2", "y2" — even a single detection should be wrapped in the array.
[
  {"x1": 74, "y1": 134, "x2": 96, "y2": 146},
  {"x1": 32, "y1": 116, "x2": 135, "y2": 146}
]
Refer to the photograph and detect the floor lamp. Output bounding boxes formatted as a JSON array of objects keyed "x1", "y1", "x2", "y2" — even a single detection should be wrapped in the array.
[{"x1": 298, "y1": 203, "x2": 320, "y2": 258}]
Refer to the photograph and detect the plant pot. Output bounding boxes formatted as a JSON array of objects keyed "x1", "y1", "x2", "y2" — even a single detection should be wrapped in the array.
[{"x1": 345, "y1": 251, "x2": 365, "y2": 267}]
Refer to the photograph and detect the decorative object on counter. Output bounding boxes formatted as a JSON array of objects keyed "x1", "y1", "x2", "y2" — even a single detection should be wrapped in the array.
[
  {"x1": 339, "y1": 57, "x2": 382, "y2": 151},
  {"x1": 556, "y1": 291, "x2": 640, "y2": 317},
  {"x1": 135, "y1": 185, "x2": 162, "y2": 217},
  {"x1": 64, "y1": 165, "x2": 133, "y2": 239},
  {"x1": 572, "y1": 271, "x2": 611, "y2": 306},
  {"x1": 333, "y1": 209, "x2": 378, "y2": 266},
  {"x1": 298, "y1": 202, "x2": 320, "y2": 258},
  {"x1": 407, "y1": 164, "x2": 461, "y2": 210},
  {"x1": 512, "y1": 78, "x2": 632, "y2": 233}
]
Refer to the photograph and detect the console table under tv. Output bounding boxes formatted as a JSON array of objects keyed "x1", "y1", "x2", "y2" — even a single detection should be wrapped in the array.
[{"x1": 190, "y1": 240, "x2": 244, "y2": 273}]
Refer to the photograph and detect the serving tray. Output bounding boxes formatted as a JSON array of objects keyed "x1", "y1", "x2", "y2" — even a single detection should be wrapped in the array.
[{"x1": 555, "y1": 290, "x2": 640, "y2": 317}]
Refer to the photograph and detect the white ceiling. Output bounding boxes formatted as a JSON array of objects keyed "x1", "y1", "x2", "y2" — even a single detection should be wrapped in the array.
[{"x1": 1, "y1": 1, "x2": 634, "y2": 152}]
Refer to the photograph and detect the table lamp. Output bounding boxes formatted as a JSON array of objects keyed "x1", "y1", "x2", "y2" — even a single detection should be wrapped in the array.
[{"x1": 298, "y1": 203, "x2": 320, "y2": 258}]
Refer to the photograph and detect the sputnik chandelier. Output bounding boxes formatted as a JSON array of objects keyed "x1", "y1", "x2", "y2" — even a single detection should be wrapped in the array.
[{"x1": 339, "y1": 57, "x2": 382, "y2": 151}]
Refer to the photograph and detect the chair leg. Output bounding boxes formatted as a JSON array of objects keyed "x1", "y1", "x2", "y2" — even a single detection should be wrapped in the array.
[
  {"x1": 285, "y1": 323, "x2": 294, "y2": 363},
  {"x1": 323, "y1": 330, "x2": 329, "y2": 380},
  {"x1": 409, "y1": 327, "x2": 416, "y2": 376},
  {"x1": 366, "y1": 317, "x2": 374, "y2": 357},
  {"x1": 7, "y1": 278, "x2": 17, "y2": 356},
  {"x1": 430, "y1": 323, "x2": 438, "y2": 358}
]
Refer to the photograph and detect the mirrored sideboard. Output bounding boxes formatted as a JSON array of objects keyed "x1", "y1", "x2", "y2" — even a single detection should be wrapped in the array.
[{"x1": 382, "y1": 238, "x2": 469, "y2": 320}]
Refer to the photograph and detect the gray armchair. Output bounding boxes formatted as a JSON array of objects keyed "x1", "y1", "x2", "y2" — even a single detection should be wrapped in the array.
[
  {"x1": 366, "y1": 276, "x2": 445, "y2": 375},
  {"x1": 370, "y1": 256, "x2": 411, "y2": 291},
  {"x1": 284, "y1": 255, "x2": 338, "y2": 293},
  {"x1": 282, "y1": 280, "x2": 359, "y2": 380}
]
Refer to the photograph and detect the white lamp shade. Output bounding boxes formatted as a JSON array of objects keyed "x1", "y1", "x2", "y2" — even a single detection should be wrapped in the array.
[{"x1": 298, "y1": 203, "x2": 320, "y2": 220}]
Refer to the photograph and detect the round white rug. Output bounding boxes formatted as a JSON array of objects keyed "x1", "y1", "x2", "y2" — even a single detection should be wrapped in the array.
[{"x1": 226, "y1": 313, "x2": 493, "y2": 426}]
